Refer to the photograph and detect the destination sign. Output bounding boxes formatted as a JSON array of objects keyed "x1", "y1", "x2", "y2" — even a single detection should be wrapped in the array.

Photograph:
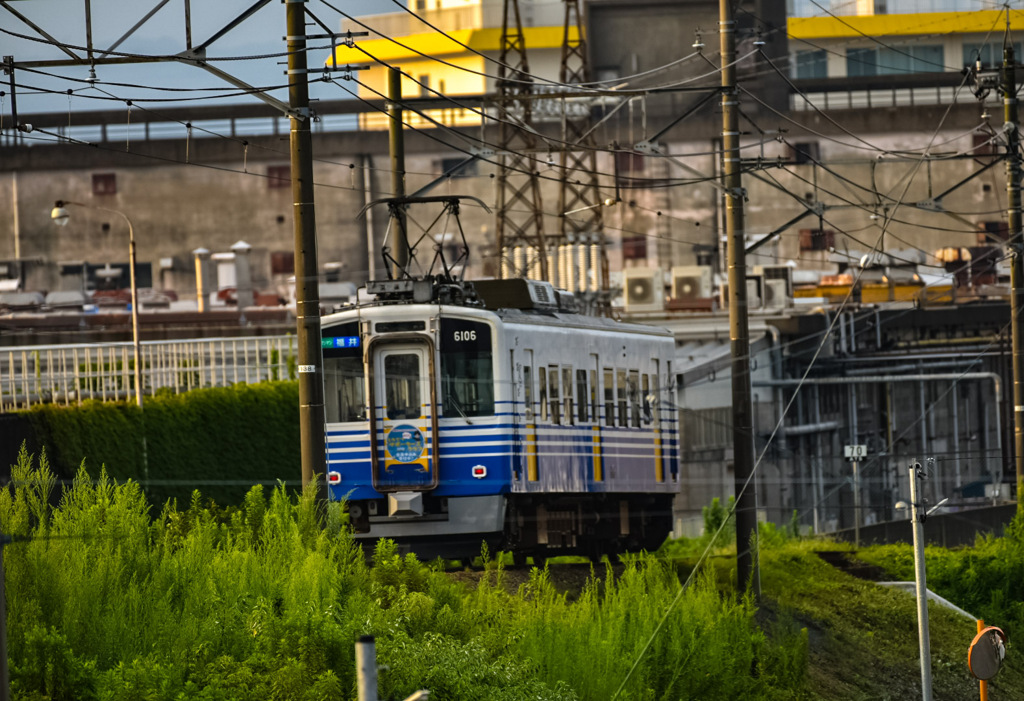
[{"x1": 322, "y1": 336, "x2": 361, "y2": 349}]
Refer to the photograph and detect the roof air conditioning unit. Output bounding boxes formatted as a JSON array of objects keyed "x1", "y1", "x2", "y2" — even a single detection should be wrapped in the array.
[
  {"x1": 747, "y1": 275, "x2": 763, "y2": 310},
  {"x1": 763, "y1": 279, "x2": 790, "y2": 309},
  {"x1": 670, "y1": 265, "x2": 712, "y2": 300},
  {"x1": 623, "y1": 267, "x2": 664, "y2": 313},
  {"x1": 754, "y1": 264, "x2": 794, "y2": 297}
]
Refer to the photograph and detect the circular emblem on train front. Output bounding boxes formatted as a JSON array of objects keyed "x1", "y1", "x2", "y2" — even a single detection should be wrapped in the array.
[{"x1": 386, "y1": 424, "x2": 424, "y2": 463}]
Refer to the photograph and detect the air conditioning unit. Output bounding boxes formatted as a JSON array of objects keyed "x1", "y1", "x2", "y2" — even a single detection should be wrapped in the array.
[
  {"x1": 754, "y1": 264, "x2": 794, "y2": 297},
  {"x1": 747, "y1": 275, "x2": 763, "y2": 310},
  {"x1": 623, "y1": 267, "x2": 664, "y2": 313},
  {"x1": 718, "y1": 276, "x2": 763, "y2": 309},
  {"x1": 763, "y1": 279, "x2": 790, "y2": 309},
  {"x1": 670, "y1": 265, "x2": 712, "y2": 300}
]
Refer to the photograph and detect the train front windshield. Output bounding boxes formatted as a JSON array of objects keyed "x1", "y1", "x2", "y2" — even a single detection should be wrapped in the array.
[{"x1": 439, "y1": 318, "x2": 494, "y2": 418}]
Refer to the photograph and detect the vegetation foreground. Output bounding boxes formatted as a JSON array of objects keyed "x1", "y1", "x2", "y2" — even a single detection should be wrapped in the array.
[{"x1": 3, "y1": 449, "x2": 1024, "y2": 700}]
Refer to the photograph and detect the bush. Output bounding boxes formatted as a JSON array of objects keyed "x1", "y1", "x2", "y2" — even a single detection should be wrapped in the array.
[
  {"x1": 22, "y1": 381, "x2": 301, "y2": 506},
  {"x1": 1, "y1": 450, "x2": 809, "y2": 700}
]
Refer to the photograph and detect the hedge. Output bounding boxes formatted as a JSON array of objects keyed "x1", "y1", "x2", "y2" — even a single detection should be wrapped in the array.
[{"x1": 20, "y1": 381, "x2": 301, "y2": 506}]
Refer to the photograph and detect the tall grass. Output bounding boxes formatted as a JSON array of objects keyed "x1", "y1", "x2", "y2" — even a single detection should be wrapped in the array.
[{"x1": 2, "y1": 447, "x2": 807, "y2": 700}]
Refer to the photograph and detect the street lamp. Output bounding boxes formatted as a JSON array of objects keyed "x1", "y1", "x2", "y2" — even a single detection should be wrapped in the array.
[{"x1": 51, "y1": 200, "x2": 143, "y2": 409}]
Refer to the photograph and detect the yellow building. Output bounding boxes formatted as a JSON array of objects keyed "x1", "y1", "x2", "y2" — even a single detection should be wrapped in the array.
[
  {"x1": 332, "y1": 0, "x2": 577, "y2": 130},
  {"x1": 788, "y1": 1, "x2": 1024, "y2": 83}
]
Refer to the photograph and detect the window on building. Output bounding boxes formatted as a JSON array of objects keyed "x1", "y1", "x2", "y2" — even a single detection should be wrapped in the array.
[
  {"x1": 92, "y1": 173, "x2": 117, "y2": 196},
  {"x1": 271, "y1": 251, "x2": 295, "y2": 275},
  {"x1": 972, "y1": 132, "x2": 997, "y2": 159},
  {"x1": 964, "y1": 42, "x2": 1023, "y2": 68},
  {"x1": 622, "y1": 235, "x2": 648, "y2": 261},
  {"x1": 979, "y1": 221, "x2": 1009, "y2": 243},
  {"x1": 847, "y1": 45, "x2": 945, "y2": 76},
  {"x1": 267, "y1": 165, "x2": 290, "y2": 188},
  {"x1": 799, "y1": 229, "x2": 835, "y2": 251},
  {"x1": 418, "y1": 74, "x2": 430, "y2": 97},
  {"x1": 846, "y1": 48, "x2": 877, "y2": 77},
  {"x1": 438, "y1": 156, "x2": 479, "y2": 177},
  {"x1": 794, "y1": 50, "x2": 827, "y2": 79},
  {"x1": 791, "y1": 141, "x2": 821, "y2": 164},
  {"x1": 616, "y1": 151, "x2": 645, "y2": 173}
]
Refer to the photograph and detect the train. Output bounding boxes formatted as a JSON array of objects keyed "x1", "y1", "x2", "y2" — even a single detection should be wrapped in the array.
[{"x1": 321, "y1": 277, "x2": 680, "y2": 562}]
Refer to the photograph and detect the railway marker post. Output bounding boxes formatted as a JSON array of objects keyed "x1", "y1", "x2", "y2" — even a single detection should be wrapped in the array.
[{"x1": 844, "y1": 444, "x2": 867, "y2": 547}]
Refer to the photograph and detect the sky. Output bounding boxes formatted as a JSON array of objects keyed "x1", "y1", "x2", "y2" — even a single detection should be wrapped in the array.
[{"x1": 3, "y1": 0, "x2": 394, "y2": 116}]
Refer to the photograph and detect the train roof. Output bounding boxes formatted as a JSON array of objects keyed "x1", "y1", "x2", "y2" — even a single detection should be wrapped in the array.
[{"x1": 321, "y1": 278, "x2": 671, "y2": 339}]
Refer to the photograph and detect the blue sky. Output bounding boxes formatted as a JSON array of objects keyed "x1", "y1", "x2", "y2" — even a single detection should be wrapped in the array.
[{"x1": 3, "y1": 0, "x2": 392, "y2": 115}]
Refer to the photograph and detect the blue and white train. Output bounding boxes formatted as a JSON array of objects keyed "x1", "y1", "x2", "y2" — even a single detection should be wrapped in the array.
[{"x1": 321, "y1": 278, "x2": 679, "y2": 561}]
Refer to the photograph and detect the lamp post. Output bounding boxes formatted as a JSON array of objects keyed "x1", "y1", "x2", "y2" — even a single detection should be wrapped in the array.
[{"x1": 51, "y1": 200, "x2": 143, "y2": 408}]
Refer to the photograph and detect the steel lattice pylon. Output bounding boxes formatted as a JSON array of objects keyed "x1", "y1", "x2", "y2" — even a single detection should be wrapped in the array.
[
  {"x1": 557, "y1": 0, "x2": 608, "y2": 297},
  {"x1": 495, "y1": 0, "x2": 548, "y2": 280}
]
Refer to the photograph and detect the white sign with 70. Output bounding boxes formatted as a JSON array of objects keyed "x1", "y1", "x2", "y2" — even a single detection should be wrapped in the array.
[{"x1": 844, "y1": 444, "x2": 868, "y2": 461}]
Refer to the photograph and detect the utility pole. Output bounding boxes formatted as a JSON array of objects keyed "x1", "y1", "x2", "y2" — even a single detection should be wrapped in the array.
[
  {"x1": 1003, "y1": 43, "x2": 1024, "y2": 514},
  {"x1": 286, "y1": 0, "x2": 327, "y2": 490},
  {"x1": 387, "y1": 67, "x2": 410, "y2": 274},
  {"x1": 907, "y1": 461, "x2": 934, "y2": 701},
  {"x1": 720, "y1": 0, "x2": 759, "y2": 598}
]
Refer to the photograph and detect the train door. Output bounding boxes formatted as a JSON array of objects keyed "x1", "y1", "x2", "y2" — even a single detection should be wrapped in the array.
[{"x1": 369, "y1": 340, "x2": 438, "y2": 491}]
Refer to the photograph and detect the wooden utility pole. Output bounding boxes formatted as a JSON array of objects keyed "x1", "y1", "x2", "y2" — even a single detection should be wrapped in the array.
[
  {"x1": 1004, "y1": 43, "x2": 1024, "y2": 515},
  {"x1": 286, "y1": 0, "x2": 327, "y2": 489},
  {"x1": 720, "y1": 0, "x2": 759, "y2": 598}
]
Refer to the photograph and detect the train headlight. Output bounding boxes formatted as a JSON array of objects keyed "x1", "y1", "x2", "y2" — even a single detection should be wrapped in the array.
[
  {"x1": 327, "y1": 471, "x2": 342, "y2": 486},
  {"x1": 471, "y1": 465, "x2": 487, "y2": 479}
]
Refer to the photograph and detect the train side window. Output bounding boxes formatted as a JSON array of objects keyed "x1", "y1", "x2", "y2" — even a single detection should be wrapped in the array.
[
  {"x1": 576, "y1": 369, "x2": 588, "y2": 423},
  {"x1": 523, "y1": 365, "x2": 534, "y2": 421},
  {"x1": 603, "y1": 368, "x2": 615, "y2": 427},
  {"x1": 324, "y1": 355, "x2": 366, "y2": 422},
  {"x1": 617, "y1": 370, "x2": 628, "y2": 427},
  {"x1": 642, "y1": 374, "x2": 652, "y2": 424},
  {"x1": 629, "y1": 370, "x2": 641, "y2": 428},
  {"x1": 539, "y1": 366, "x2": 548, "y2": 422},
  {"x1": 562, "y1": 367, "x2": 574, "y2": 425},
  {"x1": 589, "y1": 368, "x2": 598, "y2": 423},
  {"x1": 548, "y1": 365, "x2": 561, "y2": 425}
]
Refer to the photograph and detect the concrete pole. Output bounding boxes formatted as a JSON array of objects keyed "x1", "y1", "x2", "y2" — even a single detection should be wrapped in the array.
[
  {"x1": 387, "y1": 67, "x2": 409, "y2": 274},
  {"x1": 286, "y1": 0, "x2": 327, "y2": 490},
  {"x1": 356, "y1": 635, "x2": 379, "y2": 701},
  {"x1": 908, "y1": 461, "x2": 933, "y2": 701},
  {"x1": 193, "y1": 247, "x2": 210, "y2": 312},
  {"x1": 231, "y1": 240, "x2": 254, "y2": 309},
  {"x1": 720, "y1": 0, "x2": 758, "y2": 600},
  {"x1": 1002, "y1": 45, "x2": 1024, "y2": 513}
]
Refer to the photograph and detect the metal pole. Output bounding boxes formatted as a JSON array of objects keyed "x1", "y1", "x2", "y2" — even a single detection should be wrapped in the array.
[
  {"x1": 387, "y1": 67, "x2": 409, "y2": 273},
  {"x1": 908, "y1": 461, "x2": 933, "y2": 701},
  {"x1": 127, "y1": 220, "x2": 142, "y2": 409},
  {"x1": 356, "y1": 635, "x2": 379, "y2": 701},
  {"x1": 286, "y1": 0, "x2": 327, "y2": 489},
  {"x1": 720, "y1": 0, "x2": 758, "y2": 600},
  {"x1": 978, "y1": 618, "x2": 989, "y2": 701},
  {"x1": 853, "y1": 459, "x2": 861, "y2": 548},
  {"x1": 1002, "y1": 44, "x2": 1024, "y2": 513}
]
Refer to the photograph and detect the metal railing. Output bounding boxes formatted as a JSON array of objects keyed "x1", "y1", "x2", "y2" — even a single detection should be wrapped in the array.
[{"x1": 0, "y1": 335, "x2": 297, "y2": 413}]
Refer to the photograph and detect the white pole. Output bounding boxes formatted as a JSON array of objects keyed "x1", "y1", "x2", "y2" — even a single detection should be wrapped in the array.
[
  {"x1": 908, "y1": 461, "x2": 933, "y2": 701},
  {"x1": 356, "y1": 635, "x2": 379, "y2": 701}
]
